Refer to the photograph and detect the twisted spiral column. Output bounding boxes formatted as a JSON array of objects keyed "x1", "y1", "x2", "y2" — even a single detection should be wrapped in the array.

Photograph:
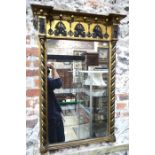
[
  {"x1": 109, "y1": 41, "x2": 117, "y2": 140},
  {"x1": 39, "y1": 37, "x2": 48, "y2": 153}
]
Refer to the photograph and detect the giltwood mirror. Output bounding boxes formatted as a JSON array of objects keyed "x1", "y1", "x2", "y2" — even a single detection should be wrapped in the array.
[{"x1": 31, "y1": 4, "x2": 126, "y2": 153}]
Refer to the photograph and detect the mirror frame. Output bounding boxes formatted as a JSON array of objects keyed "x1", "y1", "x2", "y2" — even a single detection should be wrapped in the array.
[{"x1": 31, "y1": 4, "x2": 126, "y2": 153}]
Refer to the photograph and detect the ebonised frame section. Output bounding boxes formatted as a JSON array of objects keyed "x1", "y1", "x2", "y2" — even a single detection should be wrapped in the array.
[{"x1": 47, "y1": 54, "x2": 85, "y2": 62}]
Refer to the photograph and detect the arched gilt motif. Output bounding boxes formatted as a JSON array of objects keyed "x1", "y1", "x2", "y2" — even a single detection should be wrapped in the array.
[
  {"x1": 54, "y1": 21, "x2": 67, "y2": 36},
  {"x1": 92, "y1": 25, "x2": 103, "y2": 38},
  {"x1": 74, "y1": 23, "x2": 85, "y2": 37}
]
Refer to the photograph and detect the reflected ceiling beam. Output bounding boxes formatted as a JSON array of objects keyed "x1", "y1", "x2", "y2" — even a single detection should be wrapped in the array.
[{"x1": 47, "y1": 54, "x2": 85, "y2": 62}]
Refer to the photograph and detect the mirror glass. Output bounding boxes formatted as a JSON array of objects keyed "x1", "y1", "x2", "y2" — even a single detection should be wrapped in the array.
[{"x1": 46, "y1": 39, "x2": 109, "y2": 143}]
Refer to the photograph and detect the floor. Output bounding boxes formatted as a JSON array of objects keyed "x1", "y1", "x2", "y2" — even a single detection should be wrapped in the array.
[
  {"x1": 64, "y1": 115, "x2": 90, "y2": 141},
  {"x1": 62, "y1": 104, "x2": 108, "y2": 142}
]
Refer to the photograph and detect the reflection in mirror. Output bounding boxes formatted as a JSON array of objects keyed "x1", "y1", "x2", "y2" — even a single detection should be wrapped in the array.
[{"x1": 46, "y1": 39, "x2": 109, "y2": 144}]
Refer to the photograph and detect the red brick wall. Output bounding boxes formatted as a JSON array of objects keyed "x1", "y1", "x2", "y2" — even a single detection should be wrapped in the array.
[
  {"x1": 26, "y1": 47, "x2": 40, "y2": 129},
  {"x1": 115, "y1": 93, "x2": 129, "y2": 118}
]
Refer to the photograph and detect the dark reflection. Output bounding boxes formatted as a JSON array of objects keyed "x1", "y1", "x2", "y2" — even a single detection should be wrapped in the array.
[
  {"x1": 47, "y1": 64, "x2": 65, "y2": 144},
  {"x1": 47, "y1": 40, "x2": 109, "y2": 143}
]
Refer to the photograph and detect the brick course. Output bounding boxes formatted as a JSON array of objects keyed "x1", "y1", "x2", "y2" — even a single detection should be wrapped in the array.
[
  {"x1": 26, "y1": 48, "x2": 39, "y2": 57},
  {"x1": 34, "y1": 78, "x2": 40, "y2": 88},
  {"x1": 26, "y1": 69, "x2": 39, "y2": 76},
  {"x1": 26, "y1": 89, "x2": 40, "y2": 97},
  {"x1": 117, "y1": 103, "x2": 126, "y2": 110}
]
